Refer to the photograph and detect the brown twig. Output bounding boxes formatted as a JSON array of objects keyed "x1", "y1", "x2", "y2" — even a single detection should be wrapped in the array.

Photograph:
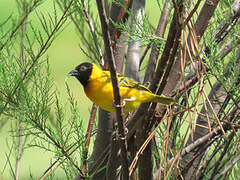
[
  {"x1": 29, "y1": 115, "x2": 84, "y2": 177},
  {"x1": 209, "y1": 132, "x2": 234, "y2": 179},
  {"x1": 218, "y1": 154, "x2": 240, "y2": 178},
  {"x1": 167, "y1": 124, "x2": 240, "y2": 169},
  {"x1": 184, "y1": 0, "x2": 202, "y2": 26},
  {"x1": 38, "y1": 142, "x2": 80, "y2": 180},
  {"x1": 143, "y1": 0, "x2": 171, "y2": 84},
  {"x1": 88, "y1": 143, "x2": 111, "y2": 174},
  {"x1": 129, "y1": 111, "x2": 169, "y2": 177},
  {"x1": 80, "y1": 0, "x2": 103, "y2": 64},
  {"x1": 81, "y1": 104, "x2": 98, "y2": 174}
]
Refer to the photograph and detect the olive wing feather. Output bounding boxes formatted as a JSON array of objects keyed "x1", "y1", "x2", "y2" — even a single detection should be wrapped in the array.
[{"x1": 102, "y1": 71, "x2": 151, "y2": 92}]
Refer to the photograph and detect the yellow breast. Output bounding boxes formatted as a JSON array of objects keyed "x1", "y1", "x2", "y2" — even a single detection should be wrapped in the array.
[
  {"x1": 84, "y1": 77, "x2": 148, "y2": 113},
  {"x1": 84, "y1": 76, "x2": 115, "y2": 112},
  {"x1": 83, "y1": 64, "x2": 153, "y2": 113}
]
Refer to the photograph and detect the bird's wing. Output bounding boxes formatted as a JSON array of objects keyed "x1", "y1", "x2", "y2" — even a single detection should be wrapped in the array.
[
  {"x1": 118, "y1": 76, "x2": 151, "y2": 92},
  {"x1": 101, "y1": 70, "x2": 151, "y2": 92}
]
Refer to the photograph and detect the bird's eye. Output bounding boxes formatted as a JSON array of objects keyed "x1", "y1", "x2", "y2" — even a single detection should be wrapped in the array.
[{"x1": 80, "y1": 65, "x2": 87, "y2": 71}]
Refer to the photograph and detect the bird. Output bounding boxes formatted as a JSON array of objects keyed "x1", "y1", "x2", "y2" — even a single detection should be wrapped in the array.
[{"x1": 69, "y1": 62, "x2": 175, "y2": 114}]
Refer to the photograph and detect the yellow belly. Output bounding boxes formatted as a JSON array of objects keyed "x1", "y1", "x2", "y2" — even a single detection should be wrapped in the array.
[{"x1": 84, "y1": 78, "x2": 150, "y2": 113}]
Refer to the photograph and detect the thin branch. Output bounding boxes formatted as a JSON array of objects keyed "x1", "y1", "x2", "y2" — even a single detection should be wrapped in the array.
[
  {"x1": 38, "y1": 142, "x2": 80, "y2": 180},
  {"x1": 214, "y1": 8, "x2": 240, "y2": 44},
  {"x1": 217, "y1": 154, "x2": 240, "y2": 178},
  {"x1": 0, "y1": 0, "x2": 40, "y2": 51},
  {"x1": 143, "y1": 0, "x2": 171, "y2": 83},
  {"x1": 167, "y1": 124, "x2": 240, "y2": 171},
  {"x1": 88, "y1": 144, "x2": 111, "y2": 175},
  {"x1": 30, "y1": 115, "x2": 84, "y2": 177},
  {"x1": 56, "y1": 0, "x2": 97, "y2": 60},
  {"x1": 129, "y1": 111, "x2": 169, "y2": 176},
  {"x1": 80, "y1": 0, "x2": 103, "y2": 63},
  {"x1": 81, "y1": 104, "x2": 98, "y2": 175},
  {"x1": 209, "y1": 132, "x2": 234, "y2": 179},
  {"x1": 1, "y1": 144, "x2": 14, "y2": 176},
  {"x1": 184, "y1": 0, "x2": 202, "y2": 26},
  {"x1": 149, "y1": 4, "x2": 183, "y2": 93}
]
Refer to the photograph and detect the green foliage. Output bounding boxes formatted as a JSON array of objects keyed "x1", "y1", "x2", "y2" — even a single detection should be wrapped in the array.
[
  {"x1": 0, "y1": 0, "x2": 89, "y2": 179},
  {"x1": 0, "y1": 0, "x2": 239, "y2": 179},
  {"x1": 57, "y1": 0, "x2": 103, "y2": 63}
]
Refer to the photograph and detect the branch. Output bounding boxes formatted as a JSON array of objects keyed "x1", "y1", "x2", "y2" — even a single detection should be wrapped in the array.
[
  {"x1": 217, "y1": 154, "x2": 240, "y2": 178},
  {"x1": 125, "y1": 0, "x2": 145, "y2": 82},
  {"x1": 109, "y1": 0, "x2": 132, "y2": 71},
  {"x1": 96, "y1": 1, "x2": 129, "y2": 179},
  {"x1": 149, "y1": 4, "x2": 183, "y2": 94},
  {"x1": 129, "y1": 111, "x2": 169, "y2": 177},
  {"x1": 214, "y1": 0, "x2": 240, "y2": 44},
  {"x1": 155, "y1": 124, "x2": 240, "y2": 179},
  {"x1": 29, "y1": 115, "x2": 85, "y2": 177},
  {"x1": 109, "y1": 0, "x2": 133, "y2": 43},
  {"x1": 126, "y1": 4, "x2": 184, "y2": 141},
  {"x1": 184, "y1": 0, "x2": 202, "y2": 26},
  {"x1": 209, "y1": 132, "x2": 234, "y2": 179},
  {"x1": 81, "y1": 104, "x2": 98, "y2": 175},
  {"x1": 143, "y1": 0, "x2": 171, "y2": 82},
  {"x1": 39, "y1": 142, "x2": 79, "y2": 179},
  {"x1": 193, "y1": 0, "x2": 220, "y2": 43},
  {"x1": 80, "y1": 0, "x2": 103, "y2": 63}
]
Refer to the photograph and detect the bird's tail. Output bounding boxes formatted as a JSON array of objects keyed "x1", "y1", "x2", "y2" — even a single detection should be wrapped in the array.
[{"x1": 152, "y1": 94, "x2": 175, "y2": 105}]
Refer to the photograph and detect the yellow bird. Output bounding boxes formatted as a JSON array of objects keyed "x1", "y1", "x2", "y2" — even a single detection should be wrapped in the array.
[{"x1": 69, "y1": 62, "x2": 175, "y2": 114}]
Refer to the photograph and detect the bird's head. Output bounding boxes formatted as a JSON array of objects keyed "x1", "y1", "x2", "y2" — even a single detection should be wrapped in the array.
[{"x1": 69, "y1": 62, "x2": 93, "y2": 87}]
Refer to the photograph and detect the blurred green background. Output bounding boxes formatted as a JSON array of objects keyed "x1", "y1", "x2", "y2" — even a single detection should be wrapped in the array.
[{"x1": 0, "y1": 0, "x2": 160, "y2": 179}]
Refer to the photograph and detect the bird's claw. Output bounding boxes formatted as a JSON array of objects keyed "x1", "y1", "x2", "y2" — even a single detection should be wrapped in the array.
[
  {"x1": 112, "y1": 99, "x2": 125, "y2": 108},
  {"x1": 112, "y1": 97, "x2": 136, "y2": 109}
]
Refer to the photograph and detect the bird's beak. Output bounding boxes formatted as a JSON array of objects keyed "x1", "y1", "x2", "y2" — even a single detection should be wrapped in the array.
[{"x1": 69, "y1": 69, "x2": 79, "y2": 76}]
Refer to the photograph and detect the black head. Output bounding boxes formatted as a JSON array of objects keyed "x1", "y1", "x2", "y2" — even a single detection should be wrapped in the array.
[{"x1": 69, "y1": 62, "x2": 93, "y2": 87}]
